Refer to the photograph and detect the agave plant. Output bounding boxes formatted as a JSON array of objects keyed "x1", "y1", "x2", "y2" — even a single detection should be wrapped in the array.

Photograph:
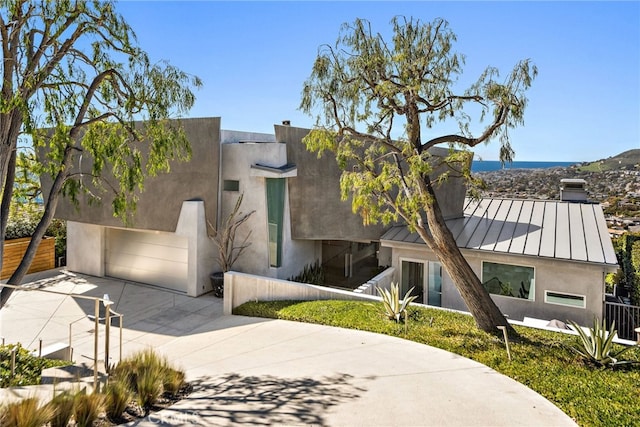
[
  {"x1": 376, "y1": 282, "x2": 418, "y2": 323},
  {"x1": 567, "y1": 318, "x2": 635, "y2": 368}
]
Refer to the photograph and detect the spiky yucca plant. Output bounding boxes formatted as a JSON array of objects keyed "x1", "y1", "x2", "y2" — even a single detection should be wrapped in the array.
[
  {"x1": 567, "y1": 319, "x2": 635, "y2": 368},
  {"x1": 0, "y1": 397, "x2": 54, "y2": 427},
  {"x1": 376, "y1": 283, "x2": 418, "y2": 323}
]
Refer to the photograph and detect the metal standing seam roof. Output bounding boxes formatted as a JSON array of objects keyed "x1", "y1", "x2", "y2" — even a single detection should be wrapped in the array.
[{"x1": 381, "y1": 198, "x2": 619, "y2": 266}]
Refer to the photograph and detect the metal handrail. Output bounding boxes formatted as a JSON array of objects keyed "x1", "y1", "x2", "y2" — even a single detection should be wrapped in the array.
[{"x1": 1, "y1": 282, "x2": 113, "y2": 389}]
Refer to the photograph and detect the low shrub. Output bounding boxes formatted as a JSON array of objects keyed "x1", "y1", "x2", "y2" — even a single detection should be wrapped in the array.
[
  {"x1": 162, "y1": 365, "x2": 186, "y2": 397},
  {"x1": 5, "y1": 206, "x2": 67, "y2": 263},
  {"x1": 288, "y1": 260, "x2": 324, "y2": 285},
  {"x1": 0, "y1": 397, "x2": 54, "y2": 427},
  {"x1": 2, "y1": 348, "x2": 187, "y2": 426},
  {"x1": 47, "y1": 390, "x2": 76, "y2": 427},
  {"x1": 0, "y1": 343, "x2": 70, "y2": 387},
  {"x1": 73, "y1": 389, "x2": 105, "y2": 427},
  {"x1": 110, "y1": 348, "x2": 185, "y2": 415},
  {"x1": 104, "y1": 376, "x2": 132, "y2": 420}
]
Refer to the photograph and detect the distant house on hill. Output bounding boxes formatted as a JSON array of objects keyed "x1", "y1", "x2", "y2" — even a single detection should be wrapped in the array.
[{"x1": 40, "y1": 116, "x2": 618, "y2": 327}]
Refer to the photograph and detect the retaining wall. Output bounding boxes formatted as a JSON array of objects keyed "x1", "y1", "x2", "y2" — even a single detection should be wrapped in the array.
[{"x1": 223, "y1": 271, "x2": 384, "y2": 315}]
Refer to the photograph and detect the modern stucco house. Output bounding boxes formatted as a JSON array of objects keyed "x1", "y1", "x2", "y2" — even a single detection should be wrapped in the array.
[
  {"x1": 41, "y1": 116, "x2": 618, "y2": 326},
  {"x1": 381, "y1": 197, "x2": 618, "y2": 325}
]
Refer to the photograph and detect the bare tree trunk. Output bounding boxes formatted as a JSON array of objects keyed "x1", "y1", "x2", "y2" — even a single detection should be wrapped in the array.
[
  {"x1": 416, "y1": 178, "x2": 516, "y2": 336},
  {"x1": 0, "y1": 148, "x2": 16, "y2": 261},
  {"x1": 0, "y1": 147, "x2": 70, "y2": 309}
]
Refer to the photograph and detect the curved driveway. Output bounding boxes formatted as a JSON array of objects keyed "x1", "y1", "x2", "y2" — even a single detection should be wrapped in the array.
[
  {"x1": 139, "y1": 316, "x2": 577, "y2": 426},
  {"x1": 1, "y1": 271, "x2": 576, "y2": 426}
]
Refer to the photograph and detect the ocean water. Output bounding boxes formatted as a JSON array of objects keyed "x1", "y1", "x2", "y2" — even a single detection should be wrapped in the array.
[{"x1": 471, "y1": 160, "x2": 577, "y2": 173}]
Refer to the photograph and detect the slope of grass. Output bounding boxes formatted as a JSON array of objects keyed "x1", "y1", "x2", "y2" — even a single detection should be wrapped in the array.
[{"x1": 234, "y1": 300, "x2": 640, "y2": 427}]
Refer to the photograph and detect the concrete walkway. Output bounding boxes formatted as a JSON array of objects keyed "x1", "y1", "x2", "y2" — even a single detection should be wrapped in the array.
[{"x1": 0, "y1": 270, "x2": 577, "y2": 426}]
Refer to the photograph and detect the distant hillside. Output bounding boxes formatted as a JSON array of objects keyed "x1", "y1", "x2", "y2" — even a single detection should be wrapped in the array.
[{"x1": 577, "y1": 149, "x2": 640, "y2": 172}]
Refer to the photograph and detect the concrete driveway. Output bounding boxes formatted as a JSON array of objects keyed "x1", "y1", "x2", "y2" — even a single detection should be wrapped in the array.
[{"x1": 0, "y1": 269, "x2": 577, "y2": 426}]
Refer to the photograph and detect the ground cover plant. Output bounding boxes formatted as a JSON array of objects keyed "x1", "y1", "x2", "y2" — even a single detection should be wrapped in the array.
[
  {"x1": 234, "y1": 300, "x2": 640, "y2": 427},
  {"x1": 0, "y1": 348, "x2": 191, "y2": 426},
  {"x1": 0, "y1": 343, "x2": 69, "y2": 387}
]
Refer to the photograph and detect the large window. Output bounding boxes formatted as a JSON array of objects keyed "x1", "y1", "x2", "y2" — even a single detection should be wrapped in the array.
[
  {"x1": 482, "y1": 261, "x2": 535, "y2": 301},
  {"x1": 266, "y1": 178, "x2": 285, "y2": 267}
]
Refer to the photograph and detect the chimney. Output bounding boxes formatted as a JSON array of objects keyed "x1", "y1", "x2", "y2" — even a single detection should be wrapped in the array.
[{"x1": 560, "y1": 178, "x2": 588, "y2": 202}]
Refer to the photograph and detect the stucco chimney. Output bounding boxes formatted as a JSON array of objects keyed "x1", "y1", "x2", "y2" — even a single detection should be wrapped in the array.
[{"x1": 560, "y1": 178, "x2": 588, "y2": 202}]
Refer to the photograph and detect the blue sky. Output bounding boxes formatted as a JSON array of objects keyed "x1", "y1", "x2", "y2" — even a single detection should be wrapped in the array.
[{"x1": 117, "y1": 1, "x2": 639, "y2": 162}]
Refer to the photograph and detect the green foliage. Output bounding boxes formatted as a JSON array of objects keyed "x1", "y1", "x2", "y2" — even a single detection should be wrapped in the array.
[
  {"x1": 611, "y1": 233, "x2": 640, "y2": 305},
  {"x1": 0, "y1": 1, "x2": 203, "y2": 279},
  {"x1": 0, "y1": 397, "x2": 55, "y2": 427},
  {"x1": 299, "y1": 16, "x2": 534, "y2": 334},
  {"x1": 235, "y1": 300, "x2": 640, "y2": 426},
  {"x1": 300, "y1": 16, "x2": 537, "y2": 229},
  {"x1": 104, "y1": 376, "x2": 132, "y2": 420},
  {"x1": 376, "y1": 283, "x2": 418, "y2": 323},
  {"x1": 5, "y1": 207, "x2": 67, "y2": 260},
  {"x1": 567, "y1": 319, "x2": 636, "y2": 368},
  {"x1": 162, "y1": 366, "x2": 186, "y2": 397},
  {"x1": 110, "y1": 348, "x2": 184, "y2": 415},
  {"x1": 604, "y1": 270, "x2": 623, "y2": 294},
  {"x1": 73, "y1": 389, "x2": 106, "y2": 427},
  {"x1": 288, "y1": 260, "x2": 325, "y2": 285},
  {"x1": 47, "y1": 390, "x2": 76, "y2": 427},
  {"x1": 0, "y1": 343, "x2": 69, "y2": 387}
]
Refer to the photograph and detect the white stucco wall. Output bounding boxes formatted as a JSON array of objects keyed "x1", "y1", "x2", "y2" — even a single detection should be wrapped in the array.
[
  {"x1": 220, "y1": 141, "x2": 318, "y2": 280},
  {"x1": 67, "y1": 221, "x2": 105, "y2": 277},
  {"x1": 385, "y1": 242, "x2": 613, "y2": 326},
  {"x1": 223, "y1": 271, "x2": 378, "y2": 315},
  {"x1": 174, "y1": 200, "x2": 216, "y2": 296},
  {"x1": 67, "y1": 201, "x2": 215, "y2": 297}
]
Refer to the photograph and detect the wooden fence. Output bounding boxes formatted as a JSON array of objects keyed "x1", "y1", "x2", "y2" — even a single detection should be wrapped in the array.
[{"x1": 1, "y1": 236, "x2": 55, "y2": 279}]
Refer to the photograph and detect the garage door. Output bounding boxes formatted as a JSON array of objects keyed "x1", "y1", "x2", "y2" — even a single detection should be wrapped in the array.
[{"x1": 105, "y1": 228, "x2": 188, "y2": 292}]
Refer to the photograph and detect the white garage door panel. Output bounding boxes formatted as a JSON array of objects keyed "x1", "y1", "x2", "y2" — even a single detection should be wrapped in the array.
[
  {"x1": 105, "y1": 228, "x2": 188, "y2": 292},
  {"x1": 108, "y1": 241, "x2": 187, "y2": 260}
]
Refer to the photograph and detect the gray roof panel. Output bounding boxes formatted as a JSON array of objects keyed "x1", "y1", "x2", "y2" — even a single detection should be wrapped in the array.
[
  {"x1": 539, "y1": 202, "x2": 558, "y2": 258},
  {"x1": 380, "y1": 197, "x2": 618, "y2": 267},
  {"x1": 480, "y1": 199, "x2": 512, "y2": 251},
  {"x1": 569, "y1": 203, "x2": 588, "y2": 262},
  {"x1": 582, "y1": 204, "x2": 605, "y2": 264},
  {"x1": 524, "y1": 202, "x2": 545, "y2": 256},
  {"x1": 593, "y1": 206, "x2": 618, "y2": 265},
  {"x1": 555, "y1": 202, "x2": 571, "y2": 260},
  {"x1": 509, "y1": 200, "x2": 534, "y2": 254}
]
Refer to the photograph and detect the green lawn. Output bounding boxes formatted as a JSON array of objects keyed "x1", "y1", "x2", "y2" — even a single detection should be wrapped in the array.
[{"x1": 234, "y1": 300, "x2": 640, "y2": 427}]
